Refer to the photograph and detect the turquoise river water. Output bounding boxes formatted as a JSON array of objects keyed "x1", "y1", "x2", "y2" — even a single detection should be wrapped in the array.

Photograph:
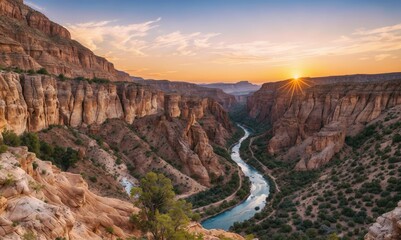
[{"x1": 201, "y1": 125, "x2": 270, "y2": 230}]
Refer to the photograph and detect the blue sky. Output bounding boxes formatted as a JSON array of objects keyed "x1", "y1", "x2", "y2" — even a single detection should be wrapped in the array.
[{"x1": 26, "y1": 0, "x2": 401, "y2": 82}]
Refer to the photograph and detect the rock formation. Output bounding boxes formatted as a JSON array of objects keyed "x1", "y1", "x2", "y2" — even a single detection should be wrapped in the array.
[
  {"x1": 0, "y1": 0, "x2": 130, "y2": 81},
  {"x1": 0, "y1": 146, "x2": 244, "y2": 239},
  {"x1": 365, "y1": 201, "x2": 401, "y2": 240},
  {"x1": 248, "y1": 74, "x2": 401, "y2": 170},
  {"x1": 0, "y1": 72, "x2": 159, "y2": 134},
  {"x1": 0, "y1": 146, "x2": 139, "y2": 239}
]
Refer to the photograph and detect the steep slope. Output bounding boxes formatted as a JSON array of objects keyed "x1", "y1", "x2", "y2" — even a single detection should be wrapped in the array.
[
  {"x1": 0, "y1": 146, "x2": 244, "y2": 239},
  {"x1": 0, "y1": 146, "x2": 139, "y2": 239},
  {"x1": 247, "y1": 73, "x2": 401, "y2": 170},
  {"x1": 0, "y1": 0, "x2": 130, "y2": 81},
  {"x1": 0, "y1": 72, "x2": 159, "y2": 135},
  {"x1": 0, "y1": 71, "x2": 235, "y2": 195},
  {"x1": 234, "y1": 105, "x2": 401, "y2": 239}
]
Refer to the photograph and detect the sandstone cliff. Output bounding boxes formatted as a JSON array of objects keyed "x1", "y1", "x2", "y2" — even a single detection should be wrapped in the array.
[
  {"x1": 248, "y1": 74, "x2": 401, "y2": 170},
  {"x1": 0, "y1": 146, "x2": 244, "y2": 239},
  {"x1": 0, "y1": 146, "x2": 139, "y2": 239},
  {"x1": 0, "y1": 72, "x2": 159, "y2": 134},
  {"x1": 0, "y1": 0, "x2": 130, "y2": 81},
  {"x1": 365, "y1": 201, "x2": 401, "y2": 240},
  {"x1": 0, "y1": 71, "x2": 233, "y2": 191}
]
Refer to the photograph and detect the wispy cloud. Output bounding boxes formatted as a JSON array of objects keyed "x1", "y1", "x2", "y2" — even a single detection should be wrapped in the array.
[
  {"x1": 66, "y1": 18, "x2": 161, "y2": 55},
  {"x1": 25, "y1": 1, "x2": 45, "y2": 11},
  {"x1": 213, "y1": 22, "x2": 401, "y2": 64},
  {"x1": 153, "y1": 31, "x2": 219, "y2": 56}
]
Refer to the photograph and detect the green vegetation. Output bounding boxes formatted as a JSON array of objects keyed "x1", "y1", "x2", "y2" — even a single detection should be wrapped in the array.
[
  {"x1": 232, "y1": 113, "x2": 401, "y2": 239},
  {"x1": 1, "y1": 130, "x2": 79, "y2": 171},
  {"x1": 229, "y1": 104, "x2": 270, "y2": 133},
  {"x1": 36, "y1": 68, "x2": 49, "y2": 75},
  {"x1": 131, "y1": 172, "x2": 201, "y2": 240}
]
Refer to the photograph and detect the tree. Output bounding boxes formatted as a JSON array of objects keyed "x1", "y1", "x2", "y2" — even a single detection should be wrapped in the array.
[
  {"x1": 36, "y1": 68, "x2": 49, "y2": 75},
  {"x1": 2, "y1": 130, "x2": 21, "y2": 146},
  {"x1": 131, "y1": 172, "x2": 200, "y2": 240}
]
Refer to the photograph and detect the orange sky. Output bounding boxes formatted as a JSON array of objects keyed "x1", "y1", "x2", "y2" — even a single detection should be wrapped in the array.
[{"x1": 33, "y1": 0, "x2": 401, "y2": 83}]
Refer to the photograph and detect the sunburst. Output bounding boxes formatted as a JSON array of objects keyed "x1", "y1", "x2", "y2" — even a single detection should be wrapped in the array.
[{"x1": 278, "y1": 77, "x2": 311, "y2": 103}]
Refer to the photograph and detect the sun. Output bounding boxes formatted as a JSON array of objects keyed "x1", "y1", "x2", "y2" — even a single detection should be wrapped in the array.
[{"x1": 278, "y1": 75, "x2": 311, "y2": 103}]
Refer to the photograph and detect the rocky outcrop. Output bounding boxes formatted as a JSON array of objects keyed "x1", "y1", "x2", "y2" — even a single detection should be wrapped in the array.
[
  {"x1": 0, "y1": 71, "x2": 233, "y2": 188},
  {"x1": 0, "y1": 146, "x2": 139, "y2": 239},
  {"x1": 0, "y1": 146, "x2": 243, "y2": 239},
  {"x1": 0, "y1": 72, "x2": 159, "y2": 134},
  {"x1": 130, "y1": 95, "x2": 233, "y2": 187},
  {"x1": 248, "y1": 75, "x2": 401, "y2": 170},
  {"x1": 365, "y1": 201, "x2": 401, "y2": 240},
  {"x1": 0, "y1": 0, "x2": 130, "y2": 81}
]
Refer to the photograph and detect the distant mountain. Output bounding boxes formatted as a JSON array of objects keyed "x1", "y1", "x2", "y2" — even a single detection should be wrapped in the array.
[
  {"x1": 200, "y1": 81, "x2": 261, "y2": 95},
  {"x1": 132, "y1": 78, "x2": 237, "y2": 109}
]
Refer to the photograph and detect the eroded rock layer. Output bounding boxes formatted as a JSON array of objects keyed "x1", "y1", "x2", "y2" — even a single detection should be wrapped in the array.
[
  {"x1": 248, "y1": 76, "x2": 401, "y2": 170},
  {"x1": 0, "y1": 0, "x2": 130, "y2": 81}
]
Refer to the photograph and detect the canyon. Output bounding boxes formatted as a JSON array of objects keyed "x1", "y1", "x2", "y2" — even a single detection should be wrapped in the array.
[{"x1": 247, "y1": 73, "x2": 401, "y2": 170}]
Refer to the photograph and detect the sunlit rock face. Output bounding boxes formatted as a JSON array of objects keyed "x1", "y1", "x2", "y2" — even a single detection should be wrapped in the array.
[
  {"x1": 0, "y1": 0, "x2": 130, "y2": 81},
  {"x1": 365, "y1": 201, "x2": 401, "y2": 240},
  {"x1": 0, "y1": 72, "x2": 159, "y2": 134},
  {"x1": 248, "y1": 75, "x2": 401, "y2": 170},
  {"x1": 0, "y1": 146, "x2": 139, "y2": 239}
]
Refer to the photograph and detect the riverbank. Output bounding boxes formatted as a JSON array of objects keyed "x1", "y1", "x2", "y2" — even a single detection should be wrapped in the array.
[{"x1": 201, "y1": 125, "x2": 270, "y2": 230}]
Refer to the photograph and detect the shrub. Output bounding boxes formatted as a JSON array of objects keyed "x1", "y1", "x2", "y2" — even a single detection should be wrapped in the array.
[
  {"x1": 36, "y1": 68, "x2": 49, "y2": 75},
  {"x1": 393, "y1": 134, "x2": 401, "y2": 144},
  {"x1": 0, "y1": 144, "x2": 8, "y2": 154},
  {"x1": 2, "y1": 130, "x2": 21, "y2": 146}
]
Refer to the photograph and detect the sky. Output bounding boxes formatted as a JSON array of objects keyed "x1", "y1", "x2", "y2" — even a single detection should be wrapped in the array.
[{"x1": 26, "y1": 0, "x2": 401, "y2": 83}]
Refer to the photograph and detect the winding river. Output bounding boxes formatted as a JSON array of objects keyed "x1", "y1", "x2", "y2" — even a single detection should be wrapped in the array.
[{"x1": 201, "y1": 125, "x2": 270, "y2": 230}]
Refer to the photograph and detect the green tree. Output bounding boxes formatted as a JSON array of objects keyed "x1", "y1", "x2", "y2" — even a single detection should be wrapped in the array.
[
  {"x1": 36, "y1": 68, "x2": 49, "y2": 75},
  {"x1": 131, "y1": 172, "x2": 199, "y2": 240},
  {"x1": 21, "y1": 132, "x2": 40, "y2": 155},
  {"x1": 2, "y1": 130, "x2": 21, "y2": 146}
]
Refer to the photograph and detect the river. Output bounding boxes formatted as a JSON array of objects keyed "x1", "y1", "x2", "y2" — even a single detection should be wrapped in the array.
[{"x1": 201, "y1": 125, "x2": 270, "y2": 230}]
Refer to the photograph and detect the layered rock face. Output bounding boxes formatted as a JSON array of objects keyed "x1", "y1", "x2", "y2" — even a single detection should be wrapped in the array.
[
  {"x1": 248, "y1": 77, "x2": 401, "y2": 170},
  {"x1": 365, "y1": 201, "x2": 401, "y2": 240},
  {"x1": 0, "y1": 0, "x2": 130, "y2": 81},
  {"x1": 0, "y1": 147, "x2": 244, "y2": 239},
  {"x1": 0, "y1": 72, "x2": 159, "y2": 134},
  {"x1": 0, "y1": 71, "x2": 233, "y2": 188},
  {"x1": 0, "y1": 146, "x2": 138, "y2": 239},
  {"x1": 130, "y1": 94, "x2": 233, "y2": 187}
]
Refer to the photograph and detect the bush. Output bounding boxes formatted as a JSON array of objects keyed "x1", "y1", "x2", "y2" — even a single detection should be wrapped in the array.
[
  {"x1": 36, "y1": 68, "x2": 49, "y2": 75},
  {"x1": 0, "y1": 144, "x2": 8, "y2": 154},
  {"x1": 2, "y1": 130, "x2": 21, "y2": 146},
  {"x1": 393, "y1": 134, "x2": 401, "y2": 144}
]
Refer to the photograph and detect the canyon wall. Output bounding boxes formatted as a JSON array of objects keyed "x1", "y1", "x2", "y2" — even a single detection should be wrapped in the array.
[
  {"x1": 0, "y1": 0, "x2": 130, "y2": 81},
  {"x1": 0, "y1": 72, "x2": 159, "y2": 134},
  {"x1": 248, "y1": 76, "x2": 401, "y2": 170}
]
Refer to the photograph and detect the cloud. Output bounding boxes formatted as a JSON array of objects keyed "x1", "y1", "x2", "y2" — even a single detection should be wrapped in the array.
[
  {"x1": 153, "y1": 31, "x2": 220, "y2": 56},
  {"x1": 66, "y1": 18, "x2": 161, "y2": 55},
  {"x1": 25, "y1": 1, "x2": 45, "y2": 11},
  {"x1": 214, "y1": 22, "x2": 401, "y2": 65}
]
